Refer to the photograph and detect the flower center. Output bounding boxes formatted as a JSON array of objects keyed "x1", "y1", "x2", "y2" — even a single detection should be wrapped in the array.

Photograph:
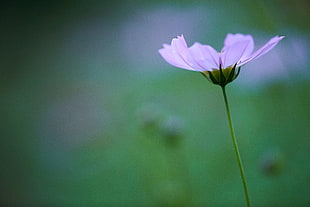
[{"x1": 201, "y1": 64, "x2": 240, "y2": 86}]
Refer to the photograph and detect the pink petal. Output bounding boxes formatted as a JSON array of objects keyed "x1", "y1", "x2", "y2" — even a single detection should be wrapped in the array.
[
  {"x1": 220, "y1": 40, "x2": 253, "y2": 69},
  {"x1": 158, "y1": 38, "x2": 195, "y2": 71},
  {"x1": 224, "y1": 33, "x2": 253, "y2": 46},
  {"x1": 224, "y1": 33, "x2": 254, "y2": 59},
  {"x1": 171, "y1": 35, "x2": 206, "y2": 71},
  {"x1": 239, "y1": 36, "x2": 285, "y2": 67},
  {"x1": 188, "y1": 42, "x2": 220, "y2": 71}
]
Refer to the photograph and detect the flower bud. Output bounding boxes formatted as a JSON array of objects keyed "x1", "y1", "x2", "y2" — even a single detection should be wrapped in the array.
[
  {"x1": 161, "y1": 116, "x2": 185, "y2": 146},
  {"x1": 138, "y1": 104, "x2": 161, "y2": 128},
  {"x1": 260, "y1": 148, "x2": 284, "y2": 175}
]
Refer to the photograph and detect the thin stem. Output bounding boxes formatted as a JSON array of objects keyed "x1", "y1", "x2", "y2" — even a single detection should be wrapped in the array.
[{"x1": 221, "y1": 86, "x2": 251, "y2": 207}]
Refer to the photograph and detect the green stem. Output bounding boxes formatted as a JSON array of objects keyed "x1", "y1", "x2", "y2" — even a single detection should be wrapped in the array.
[{"x1": 221, "y1": 86, "x2": 251, "y2": 207}]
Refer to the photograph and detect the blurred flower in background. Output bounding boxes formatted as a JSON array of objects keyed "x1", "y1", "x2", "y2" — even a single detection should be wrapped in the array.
[
  {"x1": 120, "y1": 5, "x2": 211, "y2": 73},
  {"x1": 238, "y1": 33, "x2": 310, "y2": 88}
]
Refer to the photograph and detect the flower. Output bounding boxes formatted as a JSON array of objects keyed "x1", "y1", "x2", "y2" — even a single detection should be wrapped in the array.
[{"x1": 158, "y1": 34, "x2": 284, "y2": 86}]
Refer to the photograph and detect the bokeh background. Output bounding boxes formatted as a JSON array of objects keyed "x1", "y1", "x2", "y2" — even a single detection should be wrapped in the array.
[{"x1": 1, "y1": 0, "x2": 310, "y2": 206}]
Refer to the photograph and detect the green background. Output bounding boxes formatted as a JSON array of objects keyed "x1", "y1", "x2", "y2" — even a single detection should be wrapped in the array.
[{"x1": 1, "y1": 0, "x2": 309, "y2": 206}]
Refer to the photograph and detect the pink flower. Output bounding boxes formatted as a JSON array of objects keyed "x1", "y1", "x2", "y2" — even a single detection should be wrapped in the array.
[{"x1": 158, "y1": 34, "x2": 284, "y2": 86}]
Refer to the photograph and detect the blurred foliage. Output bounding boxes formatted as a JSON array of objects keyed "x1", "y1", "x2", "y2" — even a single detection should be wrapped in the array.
[{"x1": 0, "y1": 0, "x2": 310, "y2": 206}]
